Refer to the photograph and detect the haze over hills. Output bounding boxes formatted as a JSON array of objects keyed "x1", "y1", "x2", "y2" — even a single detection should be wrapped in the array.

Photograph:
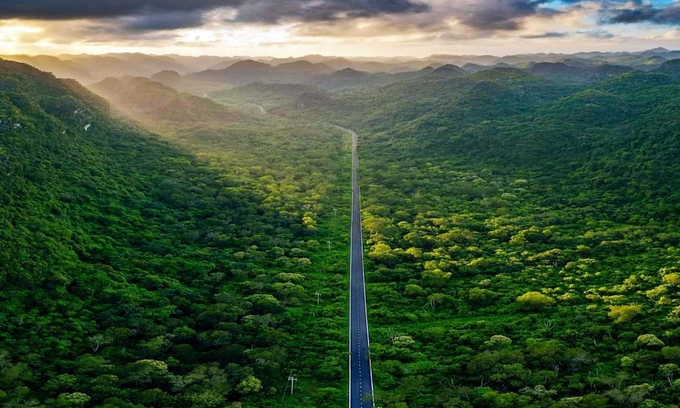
[
  {"x1": 186, "y1": 59, "x2": 383, "y2": 87},
  {"x1": 0, "y1": 53, "x2": 235, "y2": 85},
  {"x1": 176, "y1": 49, "x2": 680, "y2": 93},
  {"x1": 89, "y1": 76, "x2": 239, "y2": 126},
  {"x1": 2, "y1": 47, "x2": 679, "y2": 87}
]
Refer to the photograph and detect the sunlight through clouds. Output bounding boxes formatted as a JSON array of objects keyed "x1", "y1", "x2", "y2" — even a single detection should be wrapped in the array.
[
  {"x1": 0, "y1": 22, "x2": 43, "y2": 53},
  {"x1": 0, "y1": 1, "x2": 679, "y2": 56},
  {"x1": 175, "y1": 23, "x2": 296, "y2": 51}
]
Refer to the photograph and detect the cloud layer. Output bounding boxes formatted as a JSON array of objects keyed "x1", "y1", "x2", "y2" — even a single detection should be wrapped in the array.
[
  {"x1": 234, "y1": 0, "x2": 430, "y2": 23},
  {"x1": 607, "y1": 3, "x2": 680, "y2": 25},
  {"x1": 1, "y1": 0, "x2": 679, "y2": 56},
  {"x1": 0, "y1": 0, "x2": 242, "y2": 20},
  {"x1": 1, "y1": 0, "x2": 678, "y2": 33},
  {"x1": 0, "y1": 0, "x2": 429, "y2": 26},
  {"x1": 456, "y1": 0, "x2": 557, "y2": 31}
]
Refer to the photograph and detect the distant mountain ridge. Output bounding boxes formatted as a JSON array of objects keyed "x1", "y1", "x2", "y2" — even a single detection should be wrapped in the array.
[
  {"x1": 186, "y1": 59, "x2": 335, "y2": 86},
  {"x1": 89, "y1": 76, "x2": 238, "y2": 125},
  {"x1": 0, "y1": 53, "x2": 235, "y2": 84},
  {"x1": 2, "y1": 47, "x2": 677, "y2": 88},
  {"x1": 429, "y1": 64, "x2": 468, "y2": 78},
  {"x1": 530, "y1": 62, "x2": 634, "y2": 82}
]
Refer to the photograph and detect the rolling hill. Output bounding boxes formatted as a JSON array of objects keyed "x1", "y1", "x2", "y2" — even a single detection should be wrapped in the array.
[
  {"x1": 89, "y1": 76, "x2": 239, "y2": 126},
  {"x1": 5, "y1": 48, "x2": 680, "y2": 407},
  {"x1": 0, "y1": 57, "x2": 351, "y2": 408}
]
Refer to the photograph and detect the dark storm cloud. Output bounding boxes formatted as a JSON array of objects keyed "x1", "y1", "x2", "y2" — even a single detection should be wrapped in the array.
[
  {"x1": 557, "y1": 0, "x2": 680, "y2": 26},
  {"x1": 606, "y1": 4, "x2": 680, "y2": 25},
  {"x1": 234, "y1": 0, "x2": 429, "y2": 23},
  {"x1": 456, "y1": 0, "x2": 557, "y2": 31},
  {"x1": 4, "y1": 0, "x2": 678, "y2": 41},
  {"x1": 0, "y1": 0, "x2": 429, "y2": 25},
  {"x1": 0, "y1": 0, "x2": 244, "y2": 20},
  {"x1": 123, "y1": 12, "x2": 206, "y2": 31}
]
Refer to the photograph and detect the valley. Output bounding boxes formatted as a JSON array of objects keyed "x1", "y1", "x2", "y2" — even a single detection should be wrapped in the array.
[
  {"x1": 2, "y1": 47, "x2": 680, "y2": 408},
  {"x1": 0, "y1": 58, "x2": 352, "y2": 407},
  {"x1": 218, "y1": 54, "x2": 680, "y2": 407}
]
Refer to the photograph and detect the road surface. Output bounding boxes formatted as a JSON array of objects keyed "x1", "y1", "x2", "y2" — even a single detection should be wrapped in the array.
[{"x1": 338, "y1": 126, "x2": 375, "y2": 408}]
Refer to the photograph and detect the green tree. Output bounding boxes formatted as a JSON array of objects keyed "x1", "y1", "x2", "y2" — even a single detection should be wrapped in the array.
[
  {"x1": 609, "y1": 305, "x2": 641, "y2": 324},
  {"x1": 56, "y1": 392, "x2": 91, "y2": 407},
  {"x1": 517, "y1": 291, "x2": 555, "y2": 308},
  {"x1": 661, "y1": 346, "x2": 680, "y2": 363},
  {"x1": 236, "y1": 375, "x2": 262, "y2": 394}
]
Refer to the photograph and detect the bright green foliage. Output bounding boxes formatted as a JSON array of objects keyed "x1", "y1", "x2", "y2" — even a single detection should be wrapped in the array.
[
  {"x1": 517, "y1": 291, "x2": 556, "y2": 308},
  {"x1": 485, "y1": 335, "x2": 512, "y2": 348},
  {"x1": 636, "y1": 334, "x2": 664, "y2": 347},
  {"x1": 608, "y1": 305, "x2": 642, "y2": 324},
  {"x1": 56, "y1": 392, "x2": 91, "y2": 407},
  {"x1": 251, "y1": 60, "x2": 680, "y2": 406},
  {"x1": 236, "y1": 375, "x2": 262, "y2": 394}
]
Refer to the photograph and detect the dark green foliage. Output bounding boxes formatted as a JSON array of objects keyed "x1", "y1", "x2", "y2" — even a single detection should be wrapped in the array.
[
  {"x1": 8, "y1": 49, "x2": 680, "y2": 407},
  {"x1": 0, "y1": 59, "x2": 351, "y2": 407}
]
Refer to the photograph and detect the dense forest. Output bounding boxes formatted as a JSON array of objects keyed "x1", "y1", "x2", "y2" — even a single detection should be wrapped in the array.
[
  {"x1": 0, "y1": 59, "x2": 352, "y2": 407},
  {"x1": 223, "y1": 59, "x2": 680, "y2": 406},
  {"x1": 4, "y1": 48, "x2": 680, "y2": 407}
]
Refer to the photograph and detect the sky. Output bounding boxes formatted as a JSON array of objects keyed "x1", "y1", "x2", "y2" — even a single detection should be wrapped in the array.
[{"x1": 0, "y1": 0, "x2": 679, "y2": 57}]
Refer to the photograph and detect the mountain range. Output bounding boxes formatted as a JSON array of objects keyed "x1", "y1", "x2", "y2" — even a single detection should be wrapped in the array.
[{"x1": 1, "y1": 47, "x2": 678, "y2": 87}]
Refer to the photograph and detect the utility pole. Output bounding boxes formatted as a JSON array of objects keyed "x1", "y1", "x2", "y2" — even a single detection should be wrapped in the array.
[
  {"x1": 288, "y1": 376, "x2": 297, "y2": 395},
  {"x1": 327, "y1": 240, "x2": 331, "y2": 251},
  {"x1": 315, "y1": 291, "x2": 321, "y2": 305}
]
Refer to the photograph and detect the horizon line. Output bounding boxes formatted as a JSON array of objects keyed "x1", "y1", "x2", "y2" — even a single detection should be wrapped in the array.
[{"x1": 2, "y1": 46, "x2": 678, "y2": 61}]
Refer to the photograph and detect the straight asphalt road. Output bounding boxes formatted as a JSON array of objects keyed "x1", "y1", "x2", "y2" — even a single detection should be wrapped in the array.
[{"x1": 341, "y1": 126, "x2": 375, "y2": 408}]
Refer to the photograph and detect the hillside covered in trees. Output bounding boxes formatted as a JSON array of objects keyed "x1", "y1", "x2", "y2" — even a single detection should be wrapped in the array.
[
  {"x1": 4, "y1": 48, "x2": 680, "y2": 407},
  {"x1": 220, "y1": 59, "x2": 680, "y2": 406},
  {"x1": 0, "y1": 59, "x2": 352, "y2": 407}
]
